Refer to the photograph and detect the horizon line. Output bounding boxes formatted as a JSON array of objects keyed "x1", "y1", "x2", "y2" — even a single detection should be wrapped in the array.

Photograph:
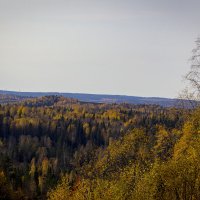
[{"x1": 0, "y1": 89, "x2": 177, "y2": 100}]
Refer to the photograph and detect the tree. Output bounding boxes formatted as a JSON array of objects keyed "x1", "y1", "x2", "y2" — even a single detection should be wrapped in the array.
[
  {"x1": 0, "y1": 171, "x2": 13, "y2": 200},
  {"x1": 47, "y1": 175, "x2": 71, "y2": 200},
  {"x1": 180, "y1": 37, "x2": 200, "y2": 108}
]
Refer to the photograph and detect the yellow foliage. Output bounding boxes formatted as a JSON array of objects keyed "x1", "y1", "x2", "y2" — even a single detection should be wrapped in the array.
[{"x1": 47, "y1": 175, "x2": 71, "y2": 200}]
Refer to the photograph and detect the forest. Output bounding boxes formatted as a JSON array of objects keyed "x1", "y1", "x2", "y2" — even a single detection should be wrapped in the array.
[
  {"x1": 1, "y1": 0, "x2": 200, "y2": 199},
  {"x1": 0, "y1": 94, "x2": 200, "y2": 199}
]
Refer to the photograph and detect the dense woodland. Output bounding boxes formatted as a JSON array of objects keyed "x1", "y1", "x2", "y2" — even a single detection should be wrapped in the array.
[
  {"x1": 0, "y1": 94, "x2": 31, "y2": 105},
  {"x1": 0, "y1": 95, "x2": 200, "y2": 199}
]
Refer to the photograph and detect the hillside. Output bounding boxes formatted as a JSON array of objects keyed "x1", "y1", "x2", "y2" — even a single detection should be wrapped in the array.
[
  {"x1": 0, "y1": 95, "x2": 186, "y2": 199},
  {"x1": 0, "y1": 95, "x2": 200, "y2": 199},
  {"x1": 0, "y1": 90, "x2": 180, "y2": 107}
]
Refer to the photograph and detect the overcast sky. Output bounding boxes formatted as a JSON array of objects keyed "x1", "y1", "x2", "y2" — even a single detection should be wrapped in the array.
[{"x1": 1, "y1": 0, "x2": 200, "y2": 98}]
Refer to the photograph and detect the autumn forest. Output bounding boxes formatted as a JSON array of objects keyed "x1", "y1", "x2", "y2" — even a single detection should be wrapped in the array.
[{"x1": 0, "y1": 93, "x2": 199, "y2": 200}]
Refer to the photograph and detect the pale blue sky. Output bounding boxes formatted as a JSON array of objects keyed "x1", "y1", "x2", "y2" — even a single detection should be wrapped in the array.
[{"x1": 1, "y1": 0, "x2": 200, "y2": 97}]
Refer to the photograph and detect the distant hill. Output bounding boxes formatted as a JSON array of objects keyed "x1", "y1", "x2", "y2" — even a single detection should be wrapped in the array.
[
  {"x1": 0, "y1": 93, "x2": 32, "y2": 104},
  {"x1": 0, "y1": 90, "x2": 183, "y2": 107}
]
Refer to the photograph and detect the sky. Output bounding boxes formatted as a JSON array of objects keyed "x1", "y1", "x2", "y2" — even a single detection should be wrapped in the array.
[{"x1": 1, "y1": 0, "x2": 200, "y2": 98}]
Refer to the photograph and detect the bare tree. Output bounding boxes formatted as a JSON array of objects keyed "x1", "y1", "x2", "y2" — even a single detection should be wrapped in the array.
[{"x1": 179, "y1": 37, "x2": 200, "y2": 108}]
